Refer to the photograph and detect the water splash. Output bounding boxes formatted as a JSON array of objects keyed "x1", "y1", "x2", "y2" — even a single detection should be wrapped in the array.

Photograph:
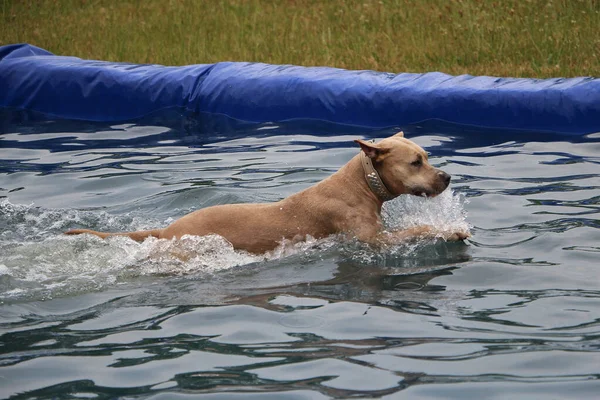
[
  {"x1": 382, "y1": 189, "x2": 471, "y2": 235},
  {"x1": 0, "y1": 199, "x2": 154, "y2": 242},
  {"x1": 0, "y1": 198, "x2": 266, "y2": 302},
  {"x1": 265, "y1": 234, "x2": 339, "y2": 260},
  {"x1": 123, "y1": 234, "x2": 262, "y2": 276},
  {"x1": 0, "y1": 193, "x2": 470, "y2": 302},
  {"x1": 338, "y1": 189, "x2": 473, "y2": 265}
]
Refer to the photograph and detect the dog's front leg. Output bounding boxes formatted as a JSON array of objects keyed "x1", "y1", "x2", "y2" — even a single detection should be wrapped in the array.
[
  {"x1": 351, "y1": 219, "x2": 470, "y2": 248},
  {"x1": 376, "y1": 225, "x2": 470, "y2": 245}
]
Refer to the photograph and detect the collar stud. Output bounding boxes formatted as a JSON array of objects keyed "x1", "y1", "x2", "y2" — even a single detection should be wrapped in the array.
[{"x1": 360, "y1": 151, "x2": 396, "y2": 202}]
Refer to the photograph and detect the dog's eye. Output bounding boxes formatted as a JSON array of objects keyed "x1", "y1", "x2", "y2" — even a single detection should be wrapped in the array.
[{"x1": 411, "y1": 159, "x2": 422, "y2": 167}]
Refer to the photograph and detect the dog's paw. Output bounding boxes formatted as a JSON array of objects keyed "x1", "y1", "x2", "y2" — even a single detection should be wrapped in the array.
[
  {"x1": 445, "y1": 230, "x2": 471, "y2": 242},
  {"x1": 381, "y1": 225, "x2": 470, "y2": 245},
  {"x1": 406, "y1": 226, "x2": 470, "y2": 242}
]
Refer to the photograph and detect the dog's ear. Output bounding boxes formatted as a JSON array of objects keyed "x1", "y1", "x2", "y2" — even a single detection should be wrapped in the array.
[
  {"x1": 393, "y1": 131, "x2": 404, "y2": 138},
  {"x1": 354, "y1": 139, "x2": 389, "y2": 160}
]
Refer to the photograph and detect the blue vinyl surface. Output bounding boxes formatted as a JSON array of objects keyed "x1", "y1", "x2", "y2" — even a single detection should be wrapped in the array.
[{"x1": 1, "y1": 43, "x2": 599, "y2": 135}]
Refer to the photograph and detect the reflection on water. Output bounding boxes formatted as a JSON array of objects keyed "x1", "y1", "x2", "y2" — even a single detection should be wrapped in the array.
[{"x1": 1, "y1": 112, "x2": 600, "y2": 398}]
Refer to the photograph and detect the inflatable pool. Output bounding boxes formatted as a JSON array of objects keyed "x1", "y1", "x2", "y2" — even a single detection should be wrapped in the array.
[{"x1": 1, "y1": 43, "x2": 599, "y2": 135}]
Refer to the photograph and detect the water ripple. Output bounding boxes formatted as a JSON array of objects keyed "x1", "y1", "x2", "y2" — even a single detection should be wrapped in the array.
[{"x1": 1, "y1": 114, "x2": 599, "y2": 398}]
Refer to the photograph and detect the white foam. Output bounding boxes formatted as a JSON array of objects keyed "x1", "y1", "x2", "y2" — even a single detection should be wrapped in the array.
[
  {"x1": 122, "y1": 234, "x2": 263, "y2": 276},
  {"x1": 0, "y1": 263, "x2": 10, "y2": 276}
]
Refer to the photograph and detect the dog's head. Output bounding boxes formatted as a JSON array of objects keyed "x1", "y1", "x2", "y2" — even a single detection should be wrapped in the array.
[{"x1": 355, "y1": 131, "x2": 450, "y2": 198}]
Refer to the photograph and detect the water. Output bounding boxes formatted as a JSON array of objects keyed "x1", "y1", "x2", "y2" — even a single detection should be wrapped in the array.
[{"x1": 1, "y1": 110, "x2": 600, "y2": 399}]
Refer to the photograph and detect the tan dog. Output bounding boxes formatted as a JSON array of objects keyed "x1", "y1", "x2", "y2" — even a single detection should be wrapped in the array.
[{"x1": 66, "y1": 132, "x2": 469, "y2": 253}]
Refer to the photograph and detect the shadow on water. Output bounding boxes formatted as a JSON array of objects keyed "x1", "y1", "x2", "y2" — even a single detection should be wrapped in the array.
[{"x1": 231, "y1": 241, "x2": 471, "y2": 310}]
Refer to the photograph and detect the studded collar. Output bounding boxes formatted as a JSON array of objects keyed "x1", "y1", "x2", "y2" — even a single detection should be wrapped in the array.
[{"x1": 360, "y1": 151, "x2": 396, "y2": 203}]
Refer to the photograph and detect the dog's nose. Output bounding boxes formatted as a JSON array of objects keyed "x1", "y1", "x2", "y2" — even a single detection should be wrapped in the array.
[{"x1": 438, "y1": 170, "x2": 451, "y2": 186}]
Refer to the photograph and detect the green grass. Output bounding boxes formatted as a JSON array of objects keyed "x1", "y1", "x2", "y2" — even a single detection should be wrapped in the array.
[{"x1": 2, "y1": 0, "x2": 599, "y2": 77}]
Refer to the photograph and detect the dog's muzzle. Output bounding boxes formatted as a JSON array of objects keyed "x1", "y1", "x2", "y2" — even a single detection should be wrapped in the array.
[{"x1": 411, "y1": 170, "x2": 451, "y2": 198}]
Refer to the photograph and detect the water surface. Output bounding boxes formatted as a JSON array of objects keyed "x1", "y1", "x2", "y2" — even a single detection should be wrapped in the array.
[{"x1": 1, "y1": 111, "x2": 599, "y2": 399}]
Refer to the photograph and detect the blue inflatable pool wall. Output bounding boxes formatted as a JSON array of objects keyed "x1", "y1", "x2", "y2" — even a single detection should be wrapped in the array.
[{"x1": 1, "y1": 43, "x2": 599, "y2": 135}]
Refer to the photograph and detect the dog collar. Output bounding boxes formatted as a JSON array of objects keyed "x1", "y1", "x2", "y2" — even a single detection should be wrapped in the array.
[{"x1": 360, "y1": 151, "x2": 396, "y2": 202}]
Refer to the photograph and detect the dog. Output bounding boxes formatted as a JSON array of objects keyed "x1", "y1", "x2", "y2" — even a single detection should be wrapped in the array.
[{"x1": 66, "y1": 132, "x2": 470, "y2": 253}]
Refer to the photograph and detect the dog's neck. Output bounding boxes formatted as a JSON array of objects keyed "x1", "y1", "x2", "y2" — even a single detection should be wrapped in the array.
[{"x1": 360, "y1": 151, "x2": 396, "y2": 203}]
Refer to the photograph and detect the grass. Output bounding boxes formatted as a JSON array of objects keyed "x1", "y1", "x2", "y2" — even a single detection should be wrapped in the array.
[{"x1": 2, "y1": 0, "x2": 599, "y2": 77}]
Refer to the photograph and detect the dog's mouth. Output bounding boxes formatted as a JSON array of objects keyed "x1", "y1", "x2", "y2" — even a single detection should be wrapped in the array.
[
  {"x1": 412, "y1": 189, "x2": 432, "y2": 198},
  {"x1": 411, "y1": 187, "x2": 442, "y2": 198},
  {"x1": 408, "y1": 172, "x2": 450, "y2": 199}
]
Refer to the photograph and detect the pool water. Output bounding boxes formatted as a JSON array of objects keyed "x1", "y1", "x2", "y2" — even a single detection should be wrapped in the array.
[{"x1": 1, "y1": 111, "x2": 600, "y2": 399}]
